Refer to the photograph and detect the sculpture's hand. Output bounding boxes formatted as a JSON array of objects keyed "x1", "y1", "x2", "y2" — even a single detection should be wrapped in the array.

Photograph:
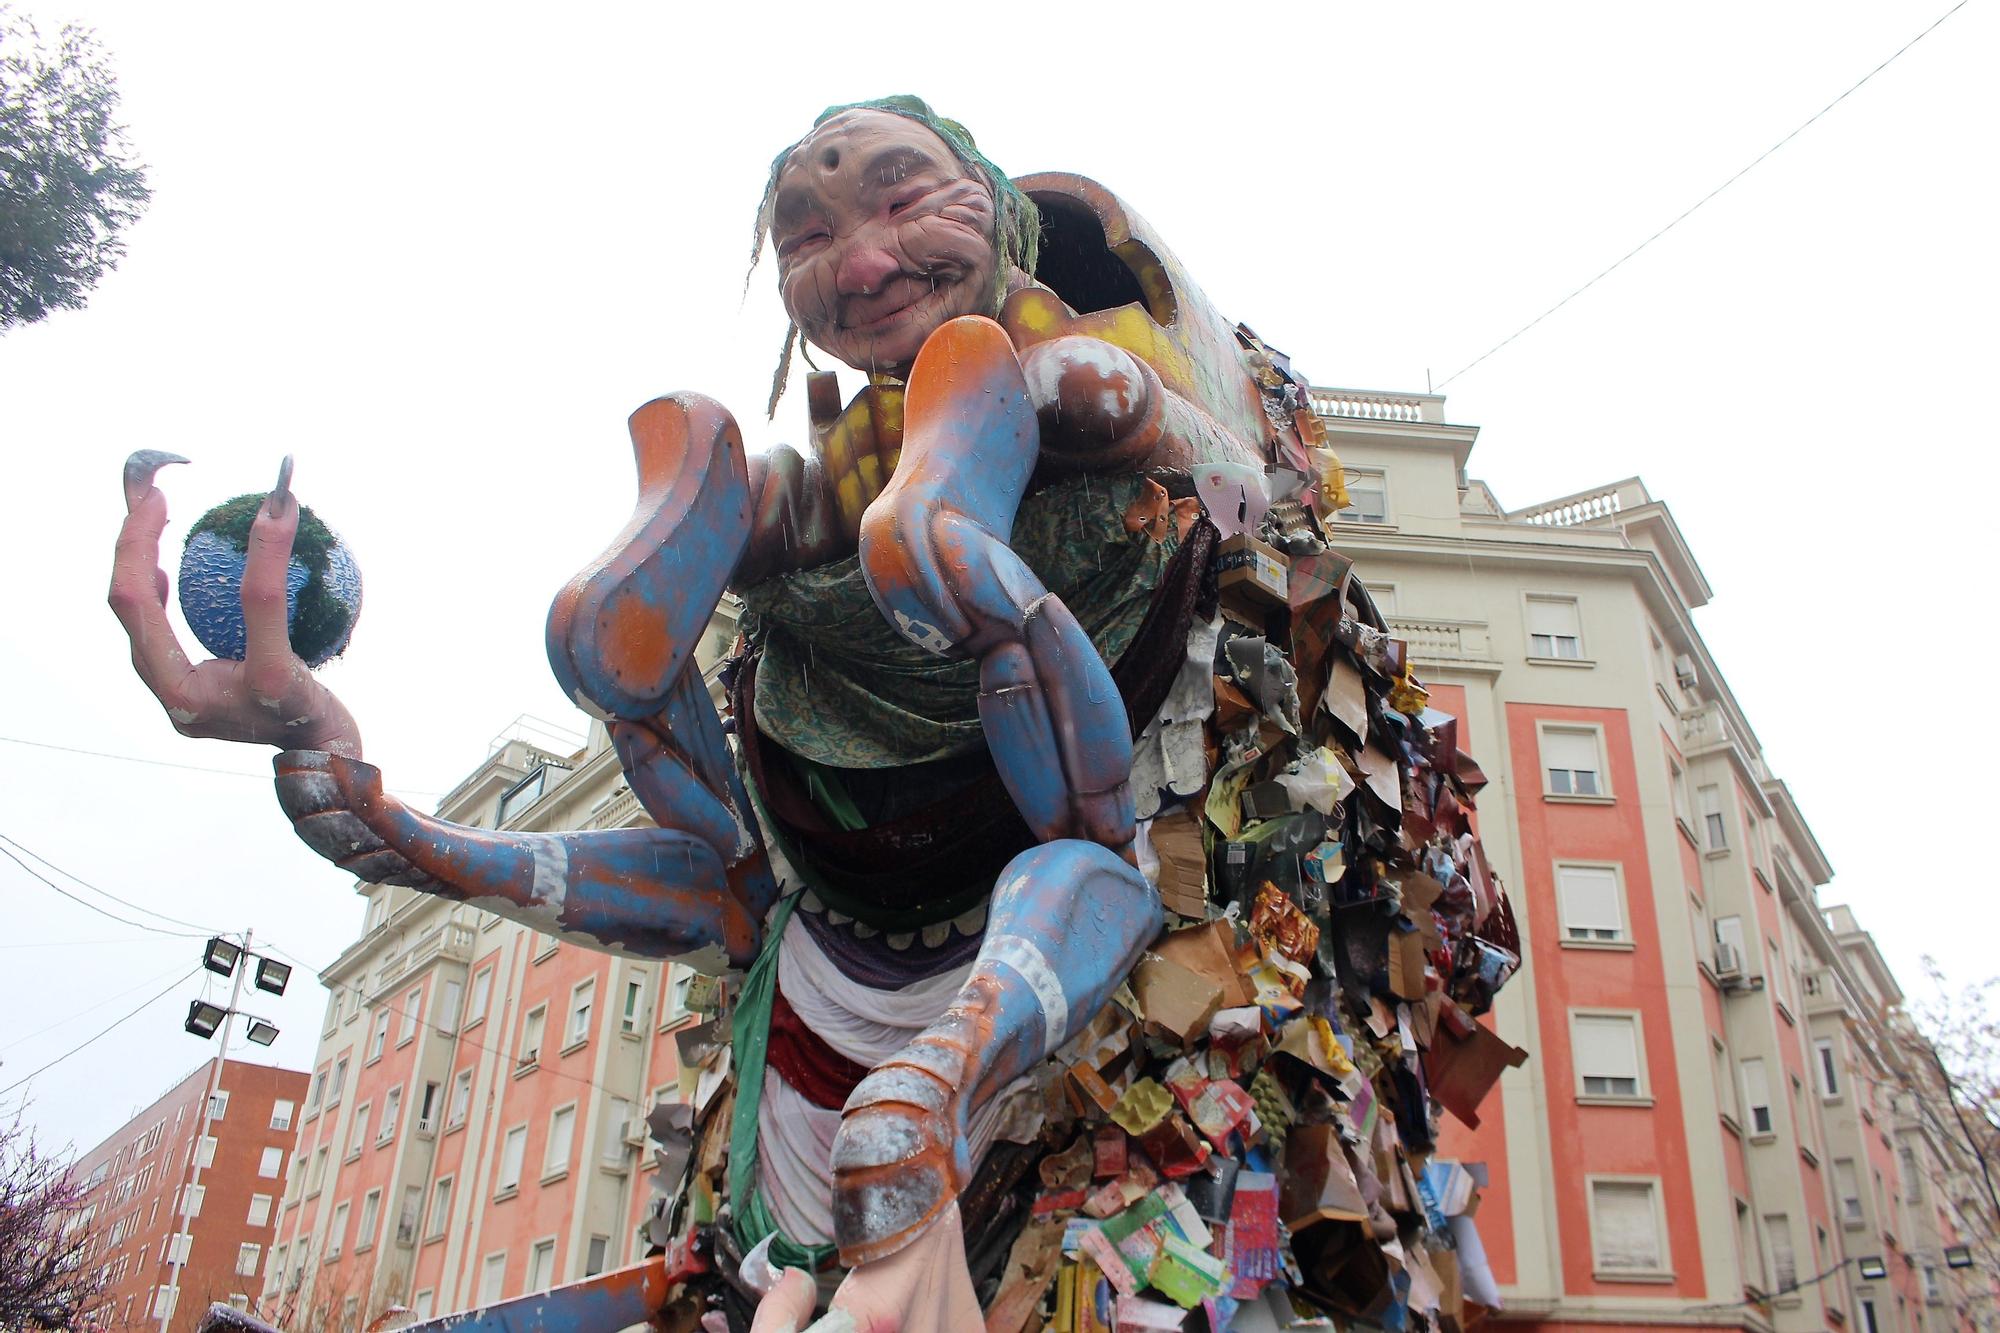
[
  {"x1": 746, "y1": 1205, "x2": 981, "y2": 1333},
  {"x1": 108, "y1": 453, "x2": 362, "y2": 757}
]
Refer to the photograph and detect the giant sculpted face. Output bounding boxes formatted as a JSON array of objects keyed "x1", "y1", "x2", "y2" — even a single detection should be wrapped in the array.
[{"x1": 770, "y1": 109, "x2": 1002, "y2": 377}]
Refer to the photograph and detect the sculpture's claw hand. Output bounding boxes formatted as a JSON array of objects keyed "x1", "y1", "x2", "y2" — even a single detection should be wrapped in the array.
[
  {"x1": 829, "y1": 1033, "x2": 975, "y2": 1269},
  {"x1": 275, "y1": 750, "x2": 434, "y2": 886},
  {"x1": 107, "y1": 454, "x2": 362, "y2": 757},
  {"x1": 122, "y1": 449, "x2": 188, "y2": 512}
]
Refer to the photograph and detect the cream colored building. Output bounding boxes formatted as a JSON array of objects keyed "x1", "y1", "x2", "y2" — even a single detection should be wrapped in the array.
[{"x1": 1316, "y1": 385, "x2": 1993, "y2": 1333}]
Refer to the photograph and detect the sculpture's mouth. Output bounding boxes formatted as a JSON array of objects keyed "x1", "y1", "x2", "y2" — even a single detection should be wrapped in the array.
[{"x1": 839, "y1": 272, "x2": 960, "y2": 336}]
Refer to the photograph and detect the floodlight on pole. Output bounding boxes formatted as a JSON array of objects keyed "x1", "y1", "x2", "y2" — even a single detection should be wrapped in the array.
[
  {"x1": 244, "y1": 1018, "x2": 280, "y2": 1046},
  {"x1": 202, "y1": 936, "x2": 241, "y2": 977},
  {"x1": 254, "y1": 956, "x2": 292, "y2": 995},
  {"x1": 1943, "y1": 1244, "x2": 1971, "y2": 1269},
  {"x1": 1858, "y1": 1256, "x2": 1888, "y2": 1280},
  {"x1": 184, "y1": 1000, "x2": 226, "y2": 1039}
]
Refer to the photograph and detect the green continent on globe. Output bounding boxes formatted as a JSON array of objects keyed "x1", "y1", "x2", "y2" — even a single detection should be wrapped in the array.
[{"x1": 185, "y1": 493, "x2": 350, "y2": 666}]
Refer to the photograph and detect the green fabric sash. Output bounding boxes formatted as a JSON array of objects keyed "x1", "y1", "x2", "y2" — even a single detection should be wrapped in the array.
[{"x1": 726, "y1": 891, "x2": 837, "y2": 1273}]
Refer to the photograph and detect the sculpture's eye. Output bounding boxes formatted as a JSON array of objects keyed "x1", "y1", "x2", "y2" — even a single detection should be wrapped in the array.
[
  {"x1": 780, "y1": 228, "x2": 830, "y2": 258},
  {"x1": 887, "y1": 191, "x2": 925, "y2": 218}
]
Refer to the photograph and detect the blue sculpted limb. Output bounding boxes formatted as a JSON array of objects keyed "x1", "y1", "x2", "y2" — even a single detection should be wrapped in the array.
[
  {"x1": 831, "y1": 840, "x2": 1161, "y2": 1264},
  {"x1": 274, "y1": 394, "x2": 777, "y2": 965},
  {"x1": 857, "y1": 315, "x2": 1137, "y2": 855}
]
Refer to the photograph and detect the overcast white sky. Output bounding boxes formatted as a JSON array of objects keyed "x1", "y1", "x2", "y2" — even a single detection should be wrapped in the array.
[{"x1": 2, "y1": 2, "x2": 1993, "y2": 1155}]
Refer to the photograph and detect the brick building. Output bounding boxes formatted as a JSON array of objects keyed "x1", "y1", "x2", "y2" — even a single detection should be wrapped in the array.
[
  {"x1": 1317, "y1": 385, "x2": 1996, "y2": 1333},
  {"x1": 68, "y1": 1057, "x2": 309, "y2": 1333}
]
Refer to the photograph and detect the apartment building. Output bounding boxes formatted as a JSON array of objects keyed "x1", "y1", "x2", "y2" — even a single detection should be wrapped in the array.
[
  {"x1": 67, "y1": 1058, "x2": 309, "y2": 1333},
  {"x1": 260, "y1": 606, "x2": 738, "y2": 1330},
  {"x1": 1315, "y1": 385, "x2": 1993, "y2": 1333}
]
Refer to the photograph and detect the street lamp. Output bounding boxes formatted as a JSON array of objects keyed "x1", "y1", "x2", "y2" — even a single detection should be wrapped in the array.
[
  {"x1": 253, "y1": 957, "x2": 292, "y2": 995},
  {"x1": 184, "y1": 1000, "x2": 226, "y2": 1039},
  {"x1": 202, "y1": 936, "x2": 242, "y2": 976}
]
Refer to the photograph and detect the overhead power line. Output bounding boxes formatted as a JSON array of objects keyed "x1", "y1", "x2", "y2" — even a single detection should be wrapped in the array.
[
  {"x1": 0, "y1": 831, "x2": 221, "y2": 935},
  {"x1": 0, "y1": 734, "x2": 444, "y2": 799},
  {"x1": 0, "y1": 967, "x2": 201, "y2": 1099},
  {"x1": 1435, "y1": 0, "x2": 1971, "y2": 390},
  {"x1": 0, "y1": 839, "x2": 214, "y2": 938}
]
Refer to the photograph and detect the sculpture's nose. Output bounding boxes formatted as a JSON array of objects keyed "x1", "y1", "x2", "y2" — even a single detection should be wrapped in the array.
[{"x1": 836, "y1": 240, "x2": 901, "y2": 298}]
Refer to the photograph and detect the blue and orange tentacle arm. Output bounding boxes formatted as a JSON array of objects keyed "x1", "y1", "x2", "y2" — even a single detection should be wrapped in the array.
[{"x1": 275, "y1": 395, "x2": 776, "y2": 967}]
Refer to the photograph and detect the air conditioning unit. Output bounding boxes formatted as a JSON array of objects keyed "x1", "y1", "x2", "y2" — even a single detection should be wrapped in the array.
[
  {"x1": 1714, "y1": 940, "x2": 1742, "y2": 979},
  {"x1": 1674, "y1": 654, "x2": 1698, "y2": 689}
]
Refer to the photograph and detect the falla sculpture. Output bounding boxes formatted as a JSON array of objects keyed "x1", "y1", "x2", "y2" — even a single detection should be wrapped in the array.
[{"x1": 114, "y1": 98, "x2": 1525, "y2": 1333}]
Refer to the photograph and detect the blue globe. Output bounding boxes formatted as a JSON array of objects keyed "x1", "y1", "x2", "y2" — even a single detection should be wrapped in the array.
[{"x1": 177, "y1": 496, "x2": 363, "y2": 669}]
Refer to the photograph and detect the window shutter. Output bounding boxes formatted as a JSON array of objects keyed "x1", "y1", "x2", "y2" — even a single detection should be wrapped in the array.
[
  {"x1": 1544, "y1": 729, "x2": 1599, "y2": 774},
  {"x1": 1527, "y1": 598, "x2": 1580, "y2": 639},
  {"x1": 1559, "y1": 867, "x2": 1622, "y2": 934},
  {"x1": 1575, "y1": 1016, "x2": 1640, "y2": 1082},
  {"x1": 1593, "y1": 1182, "x2": 1661, "y2": 1270}
]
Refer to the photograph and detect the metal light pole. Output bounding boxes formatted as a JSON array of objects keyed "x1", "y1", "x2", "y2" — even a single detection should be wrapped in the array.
[{"x1": 161, "y1": 929, "x2": 249, "y2": 1333}]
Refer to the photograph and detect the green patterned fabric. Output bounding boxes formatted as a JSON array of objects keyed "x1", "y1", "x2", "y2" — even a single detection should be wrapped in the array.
[{"x1": 739, "y1": 472, "x2": 1179, "y2": 768}]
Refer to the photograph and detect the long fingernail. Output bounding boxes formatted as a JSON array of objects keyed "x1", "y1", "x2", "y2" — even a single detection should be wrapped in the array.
[
  {"x1": 122, "y1": 449, "x2": 189, "y2": 508},
  {"x1": 267, "y1": 455, "x2": 295, "y2": 517}
]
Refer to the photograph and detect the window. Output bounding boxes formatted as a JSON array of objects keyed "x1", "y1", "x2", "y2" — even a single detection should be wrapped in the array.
[
  {"x1": 270, "y1": 1099, "x2": 295, "y2": 1131},
  {"x1": 567, "y1": 981, "x2": 595, "y2": 1048},
  {"x1": 308, "y1": 1146, "x2": 328, "y2": 1194},
  {"x1": 437, "y1": 978, "x2": 463, "y2": 1034},
  {"x1": 1712, "y1": 1038, "x2": 1738, "y2": 1123},
  {"x1": 1714, "y1": 915, "x2": 1747, "y2": 975},
  {"x1": 347, "y1": 1104, "x2": 370, "y2": 1158},
  {"x1": 183, "y1": 1183, "x2": 205, "y2": 1217},
  {"x1": 1860, "y1": 1299, "x2": 1880, "y2": 1333},
  {"x1": 1923, "y1": 1267, "x2": 1942, "y2": 1303},
  {"x1": 399, "y1": 988, "x2": 422, "y2": 1043},
  {"x1": 418, "y1": 1080, "x2": 442, "y2": 1133},
  {"x1": 1763, "y1": 1213, "x2": 1796, "y2": 1291},
  {"x1": 1900, "y1": 1144, "x2": 1923, "y2": 1201},
  {"x1": 269, "y1": 1243, "x2": 287, "y2": 1290},
  {"x1": 208, "y1": 1090, "x2": 229, "y2": 1121},
  {"x1": 1816, "y1": 1039, "x2": 1842, "y2": 1099},
  {"x1": 604, "y1": 1096, "x2": 634, "y2": 1162},
  {"x1": 412, "y1": 1291, "x2": 434, "y2": 1321},
  {"x1": 397, "y1": 1184, "x2": 422, "y2": 1244},
  {"x1": 153, "y1": 1286, "x2": 178, "y2": 1319},
  {"x1": 327, "y1": 1201, "x2": 349, "y2": 1259},
  {"x1": 247, "y1": 1194, "x2": 272, "y2": 1227},
  {"x1": 1526, "y1": 596, "x2": 1583, "y2": 659},
  {"x1": 367, "y1": 1010, "x2": 389, "y2": 1062},
  {"x1": 586, "y1": 1234, "x2": 609, "y2": 1276},
  {"x1": 327, "y1": 1057, "x2": 348, "y2": 1107},
  {"x1": 1836, "y1": 1159, "x2": 1864, "y2": 1226},
  {"x1": 1741, "y1": 1059, "x2": 1773, "y2": 1136},
  {"x1": 427, "y1": 1176, "x2": 454, "y2": 1239},
  {"x1": 356, "y1": 1188, "x2": 381, "y2": 1250},
  {"x1": 536, "y1": 935, "x2": 559, "y2": 961},
  {"x1": 196, "y1": 1135, "x2": 217, "y2": 1168},
  {"x1": 1336, "y1": 469, "x2": 1387, "y2": 524},
  {"x1": 664, "y1": 967, "x2": 693, "y2": 1023},
  {"x1": 1589, "y1": 1179, "x2": 1667, "y2": 1276},
  {"x1": 1556, "y1": 864, "x2": 1626, "y2": 942},
  {"x1": 236, "y1": 1243, "x2": 261, "y2": 1277},
  {"x1": 545, "y1": 1104, "x2": 576, "y2": 1176},
  {"x1": 519, "y1": 1005, "x2": 547, "y2": 1069},
  {"x1": 1574, "y1": 1013, "x2": 1646, "y2": 1100},
  {"x1": 621, "y1": 978, "x2": 645, "y2": 1035},
  {"x1": 448, "y1": 1069, "x2": 474, "y2": 1128},
  {"x1": 379, "y1": 1086, "x2": 402, "y2": 1144},
  {"x1": 1669, "y1": 760, "x2": 1691, "y2": 831},
  {"x1": 497, "y1": 1125, "x2": 527, "y2": 1194},
  {"x1": 1699, "y1": 784, "x2": 1728, "y2": 850},
  {"x1": 1542, "y1": 727, "x2": 1604, "y2": 797},
  {"x1": 467, "y1": 968, "x2": 492, "y2": 1027},
  {"x1": 258, "y1": 1146, "x2": 283, "y2": 1178},
  {"x1": 528, "y1": 1238, "x2": 556, "y2": 1290},
  {"x1": 479, "y1": 1253, "x2": 506, "y2": 1303}
]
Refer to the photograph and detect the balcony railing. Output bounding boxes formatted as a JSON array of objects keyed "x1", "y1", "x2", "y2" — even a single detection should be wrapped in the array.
[
  {"x1": 370, "y1": 922, "x2": 477, "y2": 1000},
  {"x1": 589, "y1": 787, "x2": 645, "y2": 831},
  {"x1": 1516, "y1": 486, "x2": 1625, "y2": 527},
  {"x1": 1309, "y1": 387, "x2": 1445, "y2": 424},
  {"x1": 1387, "y1": 616, "x2": 1496, "y2": 665}
]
